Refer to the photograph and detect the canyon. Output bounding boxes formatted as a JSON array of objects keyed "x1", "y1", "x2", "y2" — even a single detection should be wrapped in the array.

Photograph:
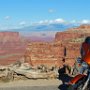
[
  {"x1": 24, "y1": 24, "x2": 90, "y2": 68},
  {"x1": 0, "y1": 24, "x2": 90, "y2": 68}
]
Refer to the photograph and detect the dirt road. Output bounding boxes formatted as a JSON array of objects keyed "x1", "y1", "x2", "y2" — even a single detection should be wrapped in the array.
[
  {"x1": 0, "y1": 86, "x2": 60, "y2": 90},
  {"x1": 0, "y1": 79, "x2": 65, "y2": 90}
]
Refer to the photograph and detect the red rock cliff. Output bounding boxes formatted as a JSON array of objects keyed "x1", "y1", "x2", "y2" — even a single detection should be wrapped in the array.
[
  {"x1": 55, "y1": 24, "x2": 90, "y2": 42},
  {"x1": 54, "y1": 24, "x2": 90, "y2": 67},
  {"x1": 0, "y1": 32, "x2": 27, "y2": 65},
  {"x1": 25, "y1": 25, "x2": 90, "y2": 68},
  {"x1": 24, "y1": 42, "x2": 65, "y2": 67},
  {"x1": 0, "y1": 32, "x2": 21, "y2": 43}
]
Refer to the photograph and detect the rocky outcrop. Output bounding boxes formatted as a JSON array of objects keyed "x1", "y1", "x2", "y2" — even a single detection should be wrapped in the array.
[
  {"x1": 55, "y1": 32, "x2": 84, "y2": 42},
  {"x1": 24, "y1": 42, "x2": 65, "y2": 67},
  {"x1": 1, "y1": 24, "x2": 90, "y2": 67},
  {"x1": 0, "y1": 32, "x2": 27, "y2": 65},
  {"x1": 69, "y1": 24, "x2": 90, "y2": 33},
  {"x1": 25, "y1": 25, "x2": 90, "y2": 68},
  {"x1": 24, "y1": 42, "x2": 80, "y2": 68},
  {"x1": 55, "y1": 24, "x2": 90, "y2": 42},
  {"x1": 0, "y1": 32, "x2": 20, "y2": 43},
  {"x1": 54, "y1": 24, "x2": 90, "y2": 67}
]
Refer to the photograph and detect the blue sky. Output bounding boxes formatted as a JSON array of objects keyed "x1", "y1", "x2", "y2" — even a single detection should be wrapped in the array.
[{"x1": 0, "y1": 0, "x2": 90, "y2": 30}]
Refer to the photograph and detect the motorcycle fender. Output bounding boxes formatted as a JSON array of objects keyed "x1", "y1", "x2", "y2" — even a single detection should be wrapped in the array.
[{"x1": 69, "y1": 74, "x2": 86, "y2": 85}]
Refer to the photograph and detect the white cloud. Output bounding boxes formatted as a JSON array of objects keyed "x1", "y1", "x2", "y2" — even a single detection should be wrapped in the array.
[
  {"x1": 19, "y1": 21, "x2": 26, "y2": 26},
  {"x1": 48, "y1": 9, "x2": 54, "y2": 13},
  {"x1": 54, "y1": 18, "x2": 66, "y2": 23},
  {"x1": 39, "y1": 21, "x2": 44, "y2": 24},
  {"x1": 37, "y1": 18, "x2": 66, "y2": 25},
  {"x1": 38, "y1": 19, "x2": 90, "y2": 25},
  {"x1": 80, "y1": 20, "x2": 90, "y2": 24},
  {"x1": 49, "y1": 20, "x2": 53, "y2": 23},
  {"x1": 71, "y1": 20, "x2": 77, "y2": 23},
  {"x1": 4, "y1": 16, "x2": 11, "y2": 20},
  {"x1": 39, "y1": 20, "x2": 49, "y2": 24}
]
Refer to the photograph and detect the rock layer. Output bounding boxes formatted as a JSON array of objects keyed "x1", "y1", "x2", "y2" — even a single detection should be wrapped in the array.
[
  {"x1": 25, "y1": 25, "x2": 90, "y2": 68},
  {"x1": 1, "y1": 25, "x2": 90, "y2": 67},
  {"x1": 0, "y1": 32, "x2": 26, "y2": 65}
]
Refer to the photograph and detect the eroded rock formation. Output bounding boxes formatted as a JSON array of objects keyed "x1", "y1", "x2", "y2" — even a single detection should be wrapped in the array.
[
  {"x1": 55, "y1": 26, "x2": 90, "y2": 42},
  {"x1": 1, "y1": 24, "x2": 90, "y2": 68},
  {"x1": 0, "y1": 32, "x2": 20, "y2": 43},
  {"x1": 24, "y1": 41, "x2": 81, "y2": 68},
  {"x1": 0, "y1": 32, "x2": 27, "y2": 65},
  {"x1": 25, "y1": 25, "x2": 90, "y2": 68},
  {"x1": 24, "y1": 42, "x2": 64, "y2": 67}
]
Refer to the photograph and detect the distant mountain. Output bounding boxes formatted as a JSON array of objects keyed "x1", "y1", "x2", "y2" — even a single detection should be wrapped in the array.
[
  {"x1": 17, "y1": 23, "x2": 77, "y2": 32},
  {"x1": 1, "y1": 23, "x2": 77, "y2": 42},
  {"x1": 6, "y1": 23, "x2": 76, "y2": 32}
]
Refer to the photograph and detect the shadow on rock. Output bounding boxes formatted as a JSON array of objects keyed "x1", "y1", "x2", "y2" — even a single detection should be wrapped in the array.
[{"x1": 58, "y1": 67, "x2": 73, "y2": 90}]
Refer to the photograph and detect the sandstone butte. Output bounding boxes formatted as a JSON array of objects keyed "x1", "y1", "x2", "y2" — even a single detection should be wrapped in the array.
[
  {"x1": 0, "y1": 31, "x2": 27, "y2": 65},
  {"x1": 0, "y1": 24, "x2": 90, "y2": 68}
]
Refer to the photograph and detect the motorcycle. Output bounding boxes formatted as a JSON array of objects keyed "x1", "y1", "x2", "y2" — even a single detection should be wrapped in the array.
[
  {"x1": 71, "y1": 57, "x2": 82, "y2": 76},
  {"x1": 68, "y1": 53, "x2": 90, "y2": 90}
]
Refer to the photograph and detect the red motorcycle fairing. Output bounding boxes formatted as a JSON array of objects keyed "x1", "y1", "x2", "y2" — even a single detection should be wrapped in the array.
[{"x1": 68, "y1": 74, "x2": 86, "y2": 85}]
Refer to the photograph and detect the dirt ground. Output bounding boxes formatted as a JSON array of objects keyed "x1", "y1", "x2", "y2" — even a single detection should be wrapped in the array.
[
  {"x1": 0, "y1": 79, "x2": 62, "y2": 90},
  {"x1": 0, "y1": 79, "x2": 61, "y2": 87}
]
